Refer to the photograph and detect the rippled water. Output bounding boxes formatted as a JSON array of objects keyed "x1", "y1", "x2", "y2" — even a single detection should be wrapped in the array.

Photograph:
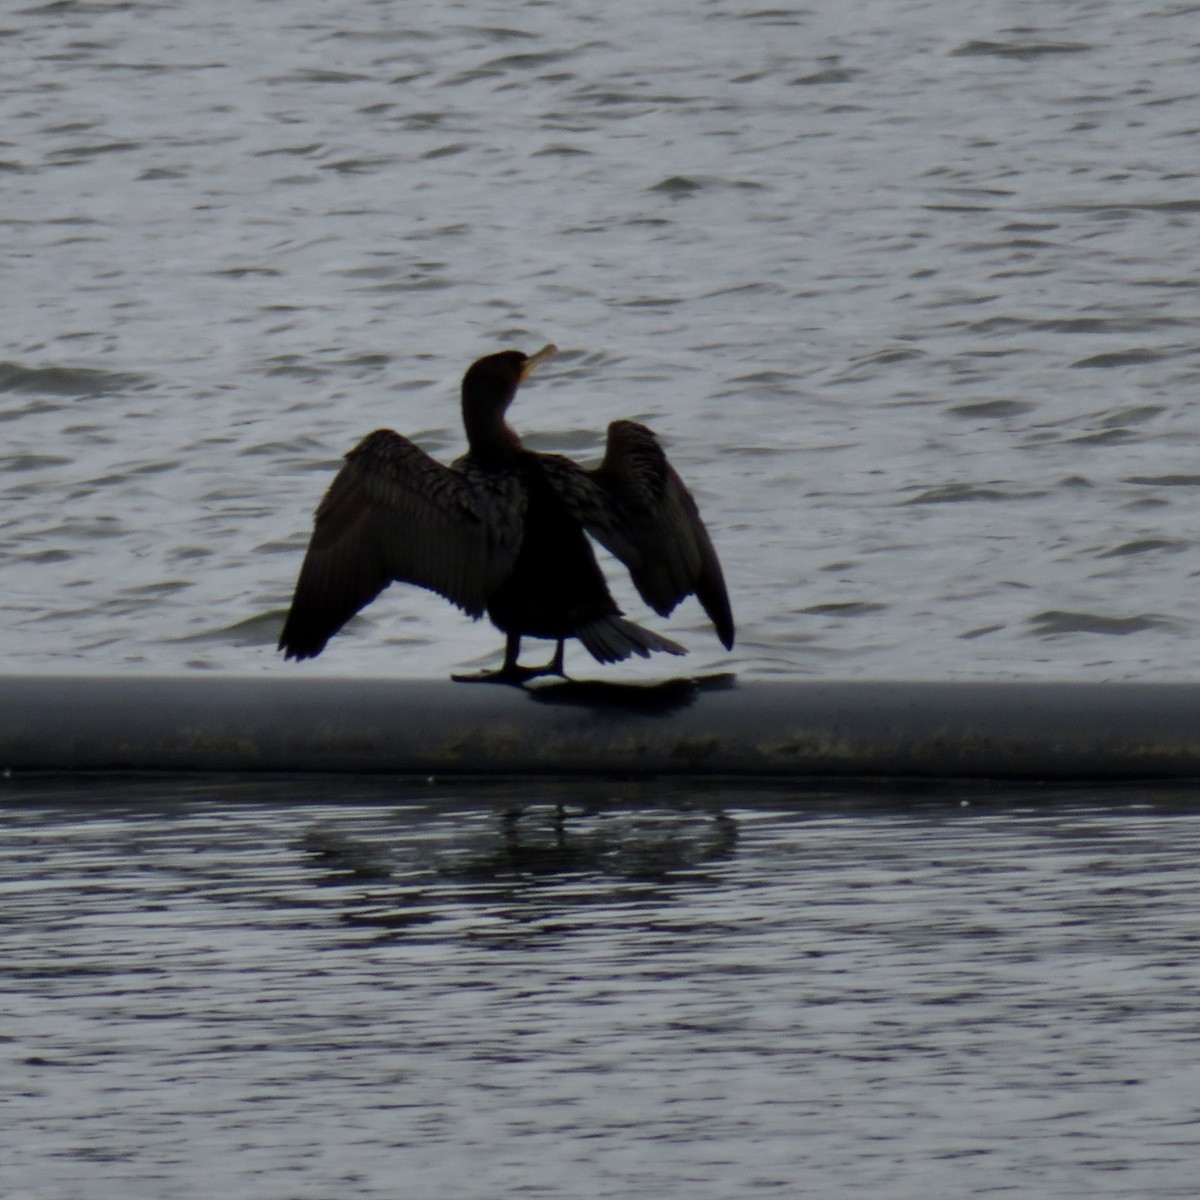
[
  {"x1": 2, "y1": 0, "x2": 1199, "y2": 679},
  {"x1": 7, "y1": 10, "x2": 1200, "y2": 1194},
  {"x1": 3, "y1": 780, "x2": 1200, "y2": 1198}
]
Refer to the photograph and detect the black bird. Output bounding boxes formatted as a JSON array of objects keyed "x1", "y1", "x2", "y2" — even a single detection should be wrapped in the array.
[{"x1": 278, "y1": 345, "x2": 735, "y2": 682}]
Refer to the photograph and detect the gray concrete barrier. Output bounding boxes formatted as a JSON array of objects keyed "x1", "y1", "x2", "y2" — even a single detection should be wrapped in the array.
[{"x1": 2, "y1": 674, "x2": 1200, "y2": 780}]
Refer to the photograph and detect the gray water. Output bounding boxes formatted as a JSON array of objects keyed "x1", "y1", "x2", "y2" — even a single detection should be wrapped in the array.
[
  {"x1": 3, "y1": 0, "x2": 1200, "y2": 679},
  {"x1": 4, "y1": 780, "x2": 1200, "y2": 1199},
  {"x1": 5, "y1": 4, "x2": 1200, "y2": 1196}
]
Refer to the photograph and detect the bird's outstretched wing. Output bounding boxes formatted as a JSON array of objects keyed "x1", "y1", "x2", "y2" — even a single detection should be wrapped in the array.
[
  {"x1": 279, "y1": 429, "x2": 525, "y2": 659},
  {"x1": 540, "y1": 420, "x2": 735, "y2": 650}
]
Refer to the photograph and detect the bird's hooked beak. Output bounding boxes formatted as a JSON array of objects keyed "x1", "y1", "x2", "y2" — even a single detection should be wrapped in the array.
[{"x1": 519, "y1": 343, "x2": 557, "y2": 381}]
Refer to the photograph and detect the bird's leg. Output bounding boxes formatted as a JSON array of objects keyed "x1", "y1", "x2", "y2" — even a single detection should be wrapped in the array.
[
  {"x1": 452, "y1": 633, "x2": 535, "y2": 685},
  {"x1": 501, "y1": 631, "x2": 522, "y2": 675},
  {"x1": 452, "y1": 634, "x2": 568, "y2": 685},
  {"x1": 543, "y1": 638, "x2": 565, "y2": 677},
  {"x1": 524, "y1": 637, "x2": 568, "y2": 679}
]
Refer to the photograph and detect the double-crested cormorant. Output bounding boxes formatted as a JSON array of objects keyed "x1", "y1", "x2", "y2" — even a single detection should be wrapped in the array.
[{"x1": 278, "y1": 345, "x2": 735, "y2": 682}]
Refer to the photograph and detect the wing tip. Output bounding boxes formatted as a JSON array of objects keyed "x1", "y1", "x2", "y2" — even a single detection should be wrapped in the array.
[
  {"x1": 699, "y1": 583, "x2": 735, "y2": 652},
  {"x1": 277, "y1": 624, "x2": 328, "y2": 661},
  {"x1": 278, "y1": 644, "x2": 314, "y2": 662}
]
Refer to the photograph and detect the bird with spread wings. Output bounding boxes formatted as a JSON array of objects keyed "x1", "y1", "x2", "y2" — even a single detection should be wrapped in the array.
[{"x1": 278, "y1": 345, "x2": 734, "y2": 683}]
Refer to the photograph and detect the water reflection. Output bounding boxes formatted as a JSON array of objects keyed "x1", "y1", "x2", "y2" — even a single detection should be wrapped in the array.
[
  {"x1": 6, "y1": 779, "x2": 1200, "y2": 1199},
  {"x1": 299, "y1": 798, "x2": 740, "y2": 942}
]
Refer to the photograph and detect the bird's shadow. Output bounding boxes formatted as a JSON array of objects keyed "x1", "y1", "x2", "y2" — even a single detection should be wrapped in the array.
[{"x1": 523, "y1": 671, "x2": 737, "y2": 715}]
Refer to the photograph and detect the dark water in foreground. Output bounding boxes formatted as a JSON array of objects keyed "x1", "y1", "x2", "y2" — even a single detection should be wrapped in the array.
[{"x1": 4, "y1": 778, "x2": 1200, "y2": 1198}]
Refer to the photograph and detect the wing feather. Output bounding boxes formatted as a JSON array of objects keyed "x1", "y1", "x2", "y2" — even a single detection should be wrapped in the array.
[
  {"x1": 539, "y1": 421, "x2": 735, "y2": 650},
  {"x1": 279, "y1": 429, "x2": 524, "y2": 659}
]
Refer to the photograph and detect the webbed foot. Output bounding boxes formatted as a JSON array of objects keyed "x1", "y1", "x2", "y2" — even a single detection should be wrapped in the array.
[
  {"x1": 451, "y1": 664, "x2": 542, "y2": 686},
  {"x1": 452, "y1": 660, "x2": 568, "y2": 686},
  {"x1": 451, "y1": 637, "x2": 567, "y2": 685}
]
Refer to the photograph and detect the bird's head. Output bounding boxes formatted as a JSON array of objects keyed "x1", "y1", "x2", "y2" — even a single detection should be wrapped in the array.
[
  {"x1": 462, "y1": 344, "x2": 556, "y2": 410},
  {"x1": 461, "y1": 344, "x2": 556, "y2": 454}
]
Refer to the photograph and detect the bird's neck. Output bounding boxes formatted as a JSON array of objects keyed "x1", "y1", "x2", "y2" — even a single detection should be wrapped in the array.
[{"x1": 463, "y1": 398, "x2": 523, "y2": 460}]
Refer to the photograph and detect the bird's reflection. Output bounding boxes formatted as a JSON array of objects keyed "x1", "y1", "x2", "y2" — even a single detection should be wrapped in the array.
[
  {"x1": 482, "y1": 801, "x2": 738, "y2": 880},
  {"x1": 299, "y1": 796, "x2": 740, "y2": 941}
]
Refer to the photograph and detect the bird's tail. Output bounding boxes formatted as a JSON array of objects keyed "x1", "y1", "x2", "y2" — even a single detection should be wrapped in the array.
[{"x1": 576, "y1": 616, "x2": 687, "y2": 664}]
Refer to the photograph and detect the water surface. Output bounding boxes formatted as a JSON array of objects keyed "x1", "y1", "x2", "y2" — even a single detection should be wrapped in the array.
[
  {"x1": 4, "y1": 779, "x2": 1200, "y2": 1197},
  {"x1": 2, "y1": 0, "x2": 1199, "y2": 679}
]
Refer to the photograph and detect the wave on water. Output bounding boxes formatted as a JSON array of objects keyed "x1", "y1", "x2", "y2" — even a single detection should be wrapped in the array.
[{"x1": 0, "y1": 361, "x2": 150, "y2": 397}]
